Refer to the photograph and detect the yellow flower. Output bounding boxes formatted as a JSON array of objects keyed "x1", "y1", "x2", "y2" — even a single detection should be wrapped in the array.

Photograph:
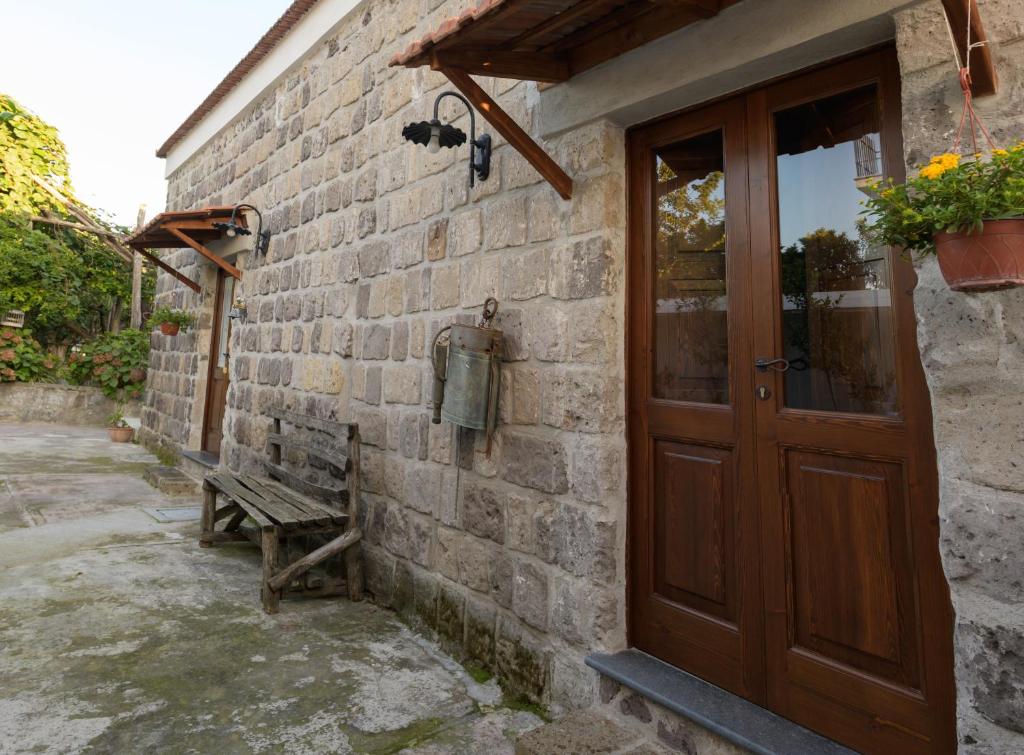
[
  {"x1": 920, "y1": 163, "x2": 946, "y2": 179},
  {"x1": 994, "y1": 149, "x2": 1009, "y2": 157},
  {"x1": 920, "y1": 152, "x2": 961, "y2": 178}
]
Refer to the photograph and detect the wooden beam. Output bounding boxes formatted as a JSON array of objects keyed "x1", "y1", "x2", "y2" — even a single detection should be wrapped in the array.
[
  {"x1": 130, "y1": 206, "x2": 145, "y2": 329},
  {"x1": 440, "y1": 67, "x2": 573, "y2": 200},
  {"x1": 941, "y1": 0, "x2": 996, "y2": 96},
  {"x1": 499, "y1": 0, "x2": 617, "y2": 50},
  {"x1": 29, "y1": 215, "x2": 122, "y2": 238},
  {"x1": 165, "y1": 225, "x2": 243, "y2": 280},
  {"x1": 268, "y1": 528, "x2": 362, "y2": 592},
  {"x1": 29, "y1": 176, "x2": 134, "y2": 264},
  {"x1": 133, "y1": 247, "x2": 202, "y2": 293},
  {"x1": 431, "y1": 49, "x2": 570, "y2": 82}
]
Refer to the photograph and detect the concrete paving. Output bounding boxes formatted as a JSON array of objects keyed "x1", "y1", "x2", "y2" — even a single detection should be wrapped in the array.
[{"x1": 0, "y1": 424, "x2": 543, "y2": 754}]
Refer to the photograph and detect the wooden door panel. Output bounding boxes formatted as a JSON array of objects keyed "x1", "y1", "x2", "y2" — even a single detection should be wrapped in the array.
[
  {"x1": 653, "y1": 440, "x2": 736, "y2": 622},
  {"x1": 784, "y1": 450, "x2": 920, "y2": 687}
]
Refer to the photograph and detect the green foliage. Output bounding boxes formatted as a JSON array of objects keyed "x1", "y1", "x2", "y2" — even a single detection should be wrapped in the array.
[
  {"x1": 0, "y1": 328, "x2": 57, "y2": 382},
  {"x1": 64, "y1": 329, "x2": 149, "y2": 400},
  {"x1": 863, "y1": 144, "x2": 1024, "y2": 254},
  {"x1": 0, "y1": 93, "x2": 70, "y2": 215},
  {"x1": 0, "y1": 93, "x2": 155, "y2": 347},
  {"x1": 148, "y1": 307, "x2": 196, "y2": 331},
  {"x1": 107, "y1": 405, "x2": 128, "y2": 428}
]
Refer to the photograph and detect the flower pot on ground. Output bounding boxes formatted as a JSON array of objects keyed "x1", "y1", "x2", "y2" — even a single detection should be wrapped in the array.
[
  {"x1": 934, "y1": 219, "x2": 1024, "y2": 292},
  {"x1": 108, "y1": 426, "x2": 134, "y2": 442},
  {"x1": 107, "y1": 405, "x2": 133, "y2": 443},
  {"x1": 148, "y1": 307, "x2": 196, "y2": 337},
  {"x1": 863, "y1": 144, "x2": 1024, "y2": 293}
]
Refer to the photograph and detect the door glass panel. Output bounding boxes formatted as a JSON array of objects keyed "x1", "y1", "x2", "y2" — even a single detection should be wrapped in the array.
[
  {"x1": 653, "y1": 130, "x2": 728, "y2": 404},
  {"x1": 774, "y1": 85, "x2": 898, "y2": 416}
]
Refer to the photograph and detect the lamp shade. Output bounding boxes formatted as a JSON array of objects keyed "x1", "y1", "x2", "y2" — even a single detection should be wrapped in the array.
[{"x1": 402, "y1": 119, "x2": 467, "y2": 150}]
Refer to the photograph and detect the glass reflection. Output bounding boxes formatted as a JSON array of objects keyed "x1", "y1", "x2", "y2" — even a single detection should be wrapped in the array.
[
  {"x1": 654, "y1": 130, "x2": 728, "y2": 404},
  {"x1": 775, "y1": 85, "x2": 898, "y2": 416}
]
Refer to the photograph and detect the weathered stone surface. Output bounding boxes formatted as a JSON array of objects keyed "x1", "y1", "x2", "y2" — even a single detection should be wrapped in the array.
[
  {"x1": 512, "y1": 558, "x2": 550, "y2": 631},
  {"x1": 515, "y1": 710, "x2": 641, "y2": 755},
  {"x1": 461, "y1": 480, "x2": 506, "y2": 544},
  {"x1": 500, "y1": 432, "x2": 569, "y2": 495}
]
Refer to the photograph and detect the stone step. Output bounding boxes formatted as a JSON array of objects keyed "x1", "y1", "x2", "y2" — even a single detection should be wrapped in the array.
[
  {"x1": 588, "y1": 649, "x2": 854, "y2": 755},
  {"x1": 515, "y1": 709, "x2": 672, "y2": 755},
  {"x1": 142, "y1": 465, "x2": 201, "y2": 497},
  {"x1": 178, "y1": 449, "x2": 220, "y2": 488}
]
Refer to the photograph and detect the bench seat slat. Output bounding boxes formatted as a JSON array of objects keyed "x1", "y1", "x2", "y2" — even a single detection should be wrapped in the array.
[
  {"x1": 209, "y1": 473, "x2": 312, "y2": 528},
  {"x1": 206, "y1": 474, "x2": 276, "y2": 531},
  {"x1": 240, "y1": 476, "x2": 341, "y2": 526},
  {"x1": 254, "y1": 478, "x2": 348, "y2": 524},
  {"x1": 266, "y1": 432, "x2": 349, "y2": 473},
  {"x1": 230, "y1": 474, "x2": 327, "y2": 527}
]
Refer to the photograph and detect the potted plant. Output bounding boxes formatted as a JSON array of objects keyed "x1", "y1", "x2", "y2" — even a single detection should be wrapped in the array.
[
  {"x1": 863, "y1": 143, "x2": 1024, "y2": 292},
  {"x1": 107, "y1": 405, "x2": 134, "y2": 443},
  {"x1": 148, "y1": 307, "x2": 197, "y2": 336}
]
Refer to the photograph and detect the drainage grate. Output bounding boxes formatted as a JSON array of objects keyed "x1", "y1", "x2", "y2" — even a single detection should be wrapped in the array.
[{"x1": 142, "y1": 506, "x2": 202, "y2": 523}]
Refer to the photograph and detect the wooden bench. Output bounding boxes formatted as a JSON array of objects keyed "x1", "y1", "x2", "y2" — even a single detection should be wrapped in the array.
[{"x1": 199, "y1": 407, "x2": 363, "y2": 613}]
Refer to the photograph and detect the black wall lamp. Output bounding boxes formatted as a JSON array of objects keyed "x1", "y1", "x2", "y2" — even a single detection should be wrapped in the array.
[
  {"x1": 402, "y1": 91, "x2": 491, "y2": 188},
  {"x1": 213, "y1": 203, "x2": 271, "y2": 256}
]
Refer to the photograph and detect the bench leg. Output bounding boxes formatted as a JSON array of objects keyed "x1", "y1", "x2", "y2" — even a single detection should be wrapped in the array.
[
  {"x1": 200, "y1": 482, "x2": 217, "y2": 547},
  {"x1": 261, "y1": 528, "x2": 281, "y2": 614},
  {"x1": 345, "y1": 541, "x2": 364, "y2": 602}
]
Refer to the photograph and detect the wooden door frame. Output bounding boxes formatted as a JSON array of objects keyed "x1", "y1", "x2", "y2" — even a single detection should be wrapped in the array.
[
  {"x1": 623, "y1": 45, "x2": 955, "y2": 752},
  {"x1": 201, "y1": 267, "x2": 231, "y2": 456}
]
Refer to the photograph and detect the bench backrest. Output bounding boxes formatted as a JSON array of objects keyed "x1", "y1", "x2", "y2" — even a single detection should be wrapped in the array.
[{"x1": 265, "y1": 407, "x2": 360, "y2": 514}]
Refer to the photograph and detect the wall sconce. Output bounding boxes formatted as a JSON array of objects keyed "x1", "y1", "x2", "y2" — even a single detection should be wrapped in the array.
[
  {"x1": 228, "y1": 297, "x2": 247, "y2": 322},
  {"x1": 213, "y1": 203, "x2": 271, "y2": 256},
  {"x1": 402, "y1": 91, "x2": 491, "y2": 188}
]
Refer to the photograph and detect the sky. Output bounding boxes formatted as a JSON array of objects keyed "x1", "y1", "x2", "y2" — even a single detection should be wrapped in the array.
[{"x1": 2, "y1": 0, "x2": 292, "y2": 226}]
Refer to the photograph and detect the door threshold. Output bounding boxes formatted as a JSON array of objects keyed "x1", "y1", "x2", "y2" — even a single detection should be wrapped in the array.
[
  {"x1": 586, "y1": 649, "x2": 854, "y2": 755},
  {"x1": 181, "y1": 449, "x2": 220, "y2": 469}
]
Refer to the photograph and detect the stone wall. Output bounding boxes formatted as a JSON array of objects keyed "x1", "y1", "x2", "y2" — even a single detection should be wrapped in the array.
[
  {"x1": 896, "y1": 2, "x2": 1024, "y2": 752},
  {"x1": 0, "y1": 383, "x2": 123, "y2": 426},
  {"x1": 147, "y1": 0, "x2": 627, "y2": 710}
]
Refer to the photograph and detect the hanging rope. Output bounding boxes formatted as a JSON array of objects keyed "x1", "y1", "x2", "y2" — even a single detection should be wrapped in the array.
[{"x1": 945, "y1": 0, "x2": 998, "y2": 155}]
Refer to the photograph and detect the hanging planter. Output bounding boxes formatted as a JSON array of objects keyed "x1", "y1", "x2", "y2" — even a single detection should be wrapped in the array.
[
  {"x1": 934, "y1": 219, "x2": 1024, "y2": 292},
  {"x1": 148, "y1": 307, "x2": 196, "y2": 337},
  {"x1": 863, "y1": 145, "x2": 1024, "y2": 293}
]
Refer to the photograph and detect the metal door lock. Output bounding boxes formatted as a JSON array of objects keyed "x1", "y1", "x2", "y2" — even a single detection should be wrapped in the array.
[{"x1": 757, "y1": 384, "x2": 771, "y2": 400}]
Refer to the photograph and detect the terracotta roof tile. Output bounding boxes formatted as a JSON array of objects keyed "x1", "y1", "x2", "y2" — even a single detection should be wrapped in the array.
[{"x1": 389, "y1": 0, "x2": 511, "y2": 68}]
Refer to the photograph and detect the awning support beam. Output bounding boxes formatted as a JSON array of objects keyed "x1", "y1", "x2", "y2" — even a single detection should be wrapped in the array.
[
  {"x1": 941, "y1": 0, "x2": 997, "y2": 97},
  {"x1": 439, "y1": 66, "x2": 573, "y2": 200},
  {"x1": 165, "y1": 225, "x2": 243, "y2": 280}
]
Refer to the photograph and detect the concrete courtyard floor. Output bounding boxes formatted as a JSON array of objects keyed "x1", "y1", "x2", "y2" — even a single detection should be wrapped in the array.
[{"x1": 0, "y1": 424, "x2": 545, "y2": 754}]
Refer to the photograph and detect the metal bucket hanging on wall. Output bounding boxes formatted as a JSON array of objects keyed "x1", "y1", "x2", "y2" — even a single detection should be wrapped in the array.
[{"x1": 430, "y1": 298, "x2": 502, "y2": 445}]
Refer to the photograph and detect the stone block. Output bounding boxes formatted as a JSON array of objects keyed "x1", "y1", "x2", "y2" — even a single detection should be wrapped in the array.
[
  {"x1": 513, "y1": 558, "x2": 550, "y2": 631},
  {"x1": 431, "y1": 264, "x2": 461, "y2": 310},
  {"x1": 407, "y1": 512, "x2": 433, "y2": 567},
  {"x1": 427, "y1": 218, "x2": 448, "y2": 261},
  {"x1": 437, "y1": 585, "x2": 466, "y2": 644},
  {"x1": 357, "y1": 239, "x2": 390, "y2": 278},
  {"x1": 448, "y1": 209, "x2": 482, "y2": 257},
  {"x1": 465, "y1": 596, "x2": 497, "y2": 666},
  {"x1": 484, "y1": 195, "x2": 527, "y2": 250},
  {"x1": 503, "y1": 248, "x2": 548, "y2": 301},
  {"x1": 550, "y1": 236, "x2": 614, "y2": 300},
  {"x1": 405, "y1": 463, "x2": 442, "y2": 516},
  {"x1": 461, "y1": 255, "x2": 502, "y2": 308},
  {"x1": 362, "y1": 323, "x2": 390, "y2": 359},
  {"x1": 461, "y1": 479, "x2": 507, "y2": 544},
  {"x1": 457, "y1": 536, "x2": 493, "y2": 593},
  {"x1": 500, "y1": 431, "x2": 569, "y2": 495},
  {"x1": 383, "y1": 365, "x2": 422, "y2": 404},
  {"x1": 495, "y1": 616, "x2": 549, "y2": 702}
]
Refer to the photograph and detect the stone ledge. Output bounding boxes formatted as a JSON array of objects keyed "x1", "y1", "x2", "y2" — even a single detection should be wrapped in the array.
[{"x1": 586, "y1": 649, "x2": 853, "y2": 755}]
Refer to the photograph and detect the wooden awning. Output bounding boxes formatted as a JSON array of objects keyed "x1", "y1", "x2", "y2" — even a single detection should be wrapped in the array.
[
  {"x1": 390, "y1": 1, "x2": 731, "y2": 200},
  {"x1": 390, "y1": 0, "x2": 730, "y2": 82},
  {"x1": 125, "y1": 207, "x2": 246, "y2": 292}
]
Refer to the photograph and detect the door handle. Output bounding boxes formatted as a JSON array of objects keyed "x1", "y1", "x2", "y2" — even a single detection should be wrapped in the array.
[{"x1": 755, "y1": 357, "x2": 790, "y2": 373}]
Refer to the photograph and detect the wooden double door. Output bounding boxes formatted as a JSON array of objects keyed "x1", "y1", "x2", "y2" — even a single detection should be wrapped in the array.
[{"x1": 627, "y1": 50, "x2": 955, "y2": 753}]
